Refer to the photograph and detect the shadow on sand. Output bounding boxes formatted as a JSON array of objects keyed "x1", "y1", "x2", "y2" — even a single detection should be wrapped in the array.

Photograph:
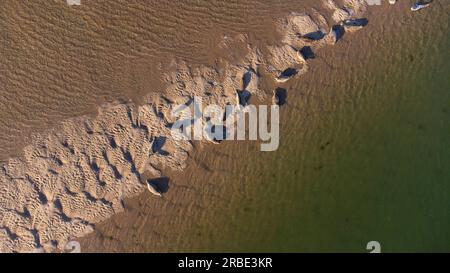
[{"x1": 147, "y1": 177, "x2": 170, "y2": 194}]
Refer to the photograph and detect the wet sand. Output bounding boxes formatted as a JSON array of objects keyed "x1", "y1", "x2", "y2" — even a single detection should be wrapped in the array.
[
  {"x1": 0, "y1": 0, "x2": 330, "y2": 162},
  {"x1": 1, "y1": 0, "x2": 447, "y2": 252}
]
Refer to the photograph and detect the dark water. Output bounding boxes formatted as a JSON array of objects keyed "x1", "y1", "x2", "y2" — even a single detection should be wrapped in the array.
[{"x1": 172, "y1": 4, "x2": 450, "y2": 252}]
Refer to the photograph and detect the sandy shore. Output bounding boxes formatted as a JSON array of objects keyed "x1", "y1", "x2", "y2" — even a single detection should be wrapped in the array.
[{"x1": 0, "y1": 0, "x2": 421, "y2": 252}]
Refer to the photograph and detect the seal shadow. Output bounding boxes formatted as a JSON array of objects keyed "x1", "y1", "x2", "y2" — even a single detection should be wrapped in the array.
[{"x1": 147, "y1": 177, "x2": 170, "y2": 194}]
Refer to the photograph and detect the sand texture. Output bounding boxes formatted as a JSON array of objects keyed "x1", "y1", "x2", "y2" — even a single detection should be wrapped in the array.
[{"x1": 0, "y1": 0, "x2": 369, "y2": 252}]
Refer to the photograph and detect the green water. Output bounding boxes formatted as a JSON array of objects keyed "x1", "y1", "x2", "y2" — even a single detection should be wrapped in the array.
[{"x1": 181, "y1": 5, "x2": 450, "y2": 252}]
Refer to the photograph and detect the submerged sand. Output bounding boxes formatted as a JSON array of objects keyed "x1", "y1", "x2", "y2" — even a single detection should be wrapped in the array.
[{"x1": 1, "y1": 0, "x2": 374, "y2": 252}]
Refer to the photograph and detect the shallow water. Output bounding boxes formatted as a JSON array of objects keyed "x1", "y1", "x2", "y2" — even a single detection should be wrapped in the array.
[
  {"x1": 183, "y1": 4, "x2": 450, "y2": 252},
  {"x1": 79, "y1": 2, "x2": 450, "y2": 252}
]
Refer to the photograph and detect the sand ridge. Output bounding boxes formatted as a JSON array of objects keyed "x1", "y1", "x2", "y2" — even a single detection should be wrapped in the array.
[{"x1": 0, "y1": 0, "x2": 369, "y2": 252}]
